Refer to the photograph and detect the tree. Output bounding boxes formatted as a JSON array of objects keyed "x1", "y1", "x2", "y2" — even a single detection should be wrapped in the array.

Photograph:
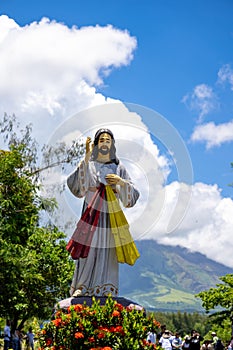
[
  {"x1": 196, "y1": 163, "x2": 233, "y2": 339},
  {"x1": 196, "y1": 274, "x2": 233, "y2": 336},
  {"x1": 0, "y1": 114, "x2": 84, "y2": 330},
  {"x1": 153, "y1": 311, "x2": 210, "y2": 337}
]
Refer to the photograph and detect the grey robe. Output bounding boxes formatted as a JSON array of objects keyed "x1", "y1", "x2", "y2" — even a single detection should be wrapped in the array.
[{"x1": 67, "y1": 159, "x2": 139, "y2": 296}]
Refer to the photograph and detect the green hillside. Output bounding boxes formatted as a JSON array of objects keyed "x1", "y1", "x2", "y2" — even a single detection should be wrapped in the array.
[{"x1": 119, "y1": 240, "x2": 232, "y2": 311}]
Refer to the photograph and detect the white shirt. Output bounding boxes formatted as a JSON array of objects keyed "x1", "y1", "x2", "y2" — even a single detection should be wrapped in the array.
[
  {"x1": 160, "y1": 336, "x2": 172, "y2": 350},
  {"x1": 147, "y1": 332, "x2": 157, "y2": 344}
]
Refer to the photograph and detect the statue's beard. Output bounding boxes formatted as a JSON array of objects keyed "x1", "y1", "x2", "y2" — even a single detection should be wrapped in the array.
[{"x1": 98, "y1": 146, "x2": 110, "y2": 155}]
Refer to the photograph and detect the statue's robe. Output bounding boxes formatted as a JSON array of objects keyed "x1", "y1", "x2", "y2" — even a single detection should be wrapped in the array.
[{"x1": 66, "y1": 159, "x2": 140, "y2": 297}]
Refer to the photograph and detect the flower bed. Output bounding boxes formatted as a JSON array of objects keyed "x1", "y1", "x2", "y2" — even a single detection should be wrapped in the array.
[{"x1": 38, "y1": 295, "x2": 160, "y2": 349}]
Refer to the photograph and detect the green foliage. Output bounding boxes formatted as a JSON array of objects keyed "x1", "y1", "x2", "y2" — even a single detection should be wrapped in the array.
[
  {"x1": 204, "y1": 319, "x2": 232, "y2": 343},
  {"x1": 153, "y1": 311, "x2": 210, "y2": 336},
  {"x1": 39, "y1": 296, "x2": 160, "y2": 350},
  {"x1": 0, "y1": 114, "x2": 83, "y2": 330},
  {"x1": 0, "y1": 148, "x2": 39, "y2": 245},
  {"x1": 0, "y1": 113, "x2": 85, "y2": 177},
  {"x1": 196, "y1": 274, "x2": 233, "y2": 335},
  {"x1": 0, "y1": 148, "x2": 74, "y2": 329}
]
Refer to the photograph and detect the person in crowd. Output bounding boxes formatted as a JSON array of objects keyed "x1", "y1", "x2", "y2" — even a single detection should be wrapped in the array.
[
  {"x1": 201, "y1": 340, "x2": 213, "y2": 350},
  {"x1": 189, "y1": 330, "x2": 203, "y2": 350},
  {"x1": 12, "y1": 329, "x2": 20, "y2": 350},
  {"x1": 26, "y1": 327, "x2": 35, "y2": 350},
  {"x1": 227, "y1": 336, "x2": 233, "y2": 350},
  {"x1": 182, "y1": 335, "x2": 191, "y2": 350},
  {"x1": 172, "y1": 332, "x2": 183, "y2": 350},
  {"x1": 158, "y1": 324, "x2": 167, "y2": 340},
  {"x1": 214, "y1": 339, "x2": 224, "y2": 350},
  {"x1": 159, "y1": 330, "x2": 173, "y2": 350},
  {"x1": 147, "y1": 331, "x2": 157, "y2": 344},
  {"x1": 211, "y1": 332, "x2": 219, "y2": 348},
  {"x1": 17, "y1": 329, "x2": 24, "y2": 350},
  {"x1": 3, "y1": 320, "x2": 11, "y2": 350}
]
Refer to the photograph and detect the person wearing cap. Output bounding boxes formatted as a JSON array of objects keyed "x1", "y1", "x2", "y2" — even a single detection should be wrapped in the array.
[
  {"x1": 66, "y1": 128, "x2": 140, "y2": 297},
  {"x1": 158, "y1": 325, "x2": 167, "y2": 341},
  {"x1": 211, "y1": 332, "x2": 219, "y2": 348},
  {"x1": 159, "y1": 330, "x2": 172, "y2": 350}
]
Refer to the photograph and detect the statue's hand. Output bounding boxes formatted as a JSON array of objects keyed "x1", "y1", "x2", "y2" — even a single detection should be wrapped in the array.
[
  {"x1": 85, "y1": 137, "x2": 94, "y2": 162},
  {"x1": 105, "y1": 174, "x2": 125, "y2": 186}
]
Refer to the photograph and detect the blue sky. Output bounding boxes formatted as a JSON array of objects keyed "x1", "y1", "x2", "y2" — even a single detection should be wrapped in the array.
[
  {"x1": 0, "y1": 0, "x2": 233, "y2": 267},
  {"x1": 2, "y1": 0, "x2": 232, "y2": 194}
]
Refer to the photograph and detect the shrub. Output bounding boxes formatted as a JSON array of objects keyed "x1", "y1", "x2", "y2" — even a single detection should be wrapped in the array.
[{"x1": 38, "y1": 295, "x2": 160, "y2": 349}]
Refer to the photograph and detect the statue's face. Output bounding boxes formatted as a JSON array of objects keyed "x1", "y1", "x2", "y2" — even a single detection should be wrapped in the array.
[{"x1": 97, "y1": 133, "x2": 112, "y2": 155}]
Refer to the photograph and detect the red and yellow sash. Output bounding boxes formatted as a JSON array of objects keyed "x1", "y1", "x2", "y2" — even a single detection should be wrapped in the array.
[
  {"x1": 66, "y1": 184, "x2": 140, "y2": 266},
  {"x1": 105, "y1": 185, "x2": 140, "y2": 265}
]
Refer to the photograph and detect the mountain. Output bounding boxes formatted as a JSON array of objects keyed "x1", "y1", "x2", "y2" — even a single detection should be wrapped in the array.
[{"x1": 119, "y1": 240, "x2": 232, "y2": 312}]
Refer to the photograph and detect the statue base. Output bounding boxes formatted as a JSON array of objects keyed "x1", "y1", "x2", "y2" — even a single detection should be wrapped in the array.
[{"x1": 56, "y1": 295, "x2": 144, "y2": 312}]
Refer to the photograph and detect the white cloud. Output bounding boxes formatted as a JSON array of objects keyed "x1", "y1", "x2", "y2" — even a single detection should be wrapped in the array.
[
  {"x1": 0, "y1": 15, "x2": 137, "y2": 141},
  {"x1": 191, "y1": 120, "x2": 233, "y2": 149},
  {"x1": 217, "y1": 64, "x2": 233, "y2": 89},
  {"x1": 184, "y1": 64, "x2": 233, "y2": 149},
  {"x1": 0, "y1": 15, "x2": 19, "y2": 42},
  {"x1": 182, "y1": 84, "x2": 218, "y2": 123},
  {"x1": 147, "y1": 182, "x2": 233, "y2": 268}
]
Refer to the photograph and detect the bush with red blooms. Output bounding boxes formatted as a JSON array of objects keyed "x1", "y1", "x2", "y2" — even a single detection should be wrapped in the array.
[{"x1": 38, "y1": 295, "x2": 160, "y2": 349}]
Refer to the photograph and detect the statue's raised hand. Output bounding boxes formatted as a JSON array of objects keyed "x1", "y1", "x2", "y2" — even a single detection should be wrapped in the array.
[{"x1": 85, "y1": 137, "x2": 94, "y2": 162}]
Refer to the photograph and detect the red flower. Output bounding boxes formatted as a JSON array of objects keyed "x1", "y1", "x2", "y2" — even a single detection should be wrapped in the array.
[
  {"x1": 97, "y1": 332, "x2": 105, "y2": 339},
  {"x1": 45, "y1": 338, "x2": 53, "y2": 346},
  {"x1": 112, "y1": 310, "x2": 120, "y2": 317},
  {"x1": 88, "y1": 310, "x2": 96, "y2": 315},
  {"x1": 98, "y1": 327, "x2": 110, "y2": 332},
  {"x1": 88, "y1": 336, "x2": 95, "y2": 343},
  {"x1": 114, "y1": 303, "x2": 124, "y2": 311},
  {"x1": 74, "y1": 332, "x2": 84, "y2": 339},
  {"x1": 114, "y1": 326, "x2": 124, "y2": 334},
  {"x1": 52, "y1": 318, "x2": 62, "y2": 327},
  {"x1": 101, "y1": 347, "x2": 112, "y2": 350},
  {"x1": 55, "y1": 311, "x2": 62, "y2": 318},
  {"x1": 153, "y1": 319, "x2": 161, "y2": 327},
  {"x1": 109, "y1": 325, "x2": 125, "y2": 335},
  {"x1": 74, "y1": 304, "x2": 83, "y2": 312},
  {"x1": 68, "y1": 303, "x2": 83, "y2": 313}
]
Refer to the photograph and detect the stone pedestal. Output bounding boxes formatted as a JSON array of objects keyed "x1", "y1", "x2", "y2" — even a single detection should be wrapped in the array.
[{"x1": 56, "y1": 295, "x2": 144, "y2": 311}]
